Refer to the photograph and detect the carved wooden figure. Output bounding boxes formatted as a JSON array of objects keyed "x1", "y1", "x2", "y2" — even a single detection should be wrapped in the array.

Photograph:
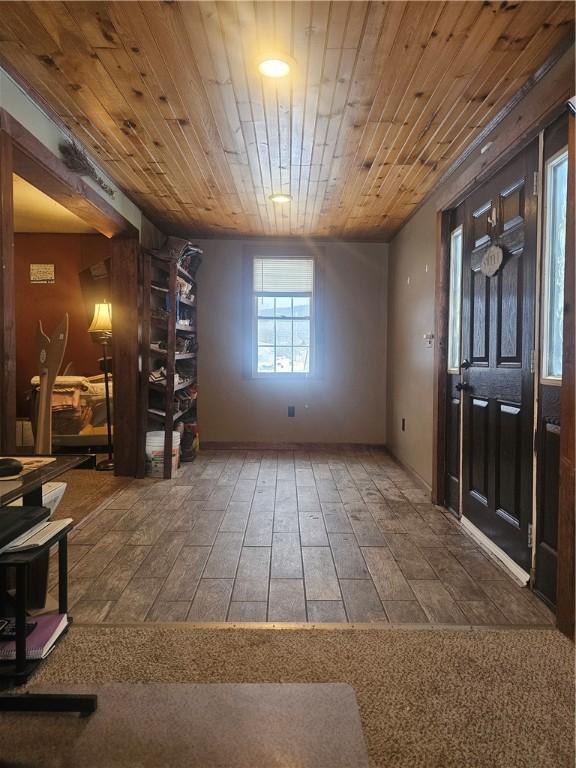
[{"x1": 35, "y1": 314, "x2": 69, "y2": 455}]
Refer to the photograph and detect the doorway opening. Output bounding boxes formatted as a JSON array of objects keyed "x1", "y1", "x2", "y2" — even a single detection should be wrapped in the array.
[
  {"x1": 13, "y1": 174, "x2": 115, "y2": 460},
  {"x1": 0, "y1": 112, "x2": 142, "y2": 477}
]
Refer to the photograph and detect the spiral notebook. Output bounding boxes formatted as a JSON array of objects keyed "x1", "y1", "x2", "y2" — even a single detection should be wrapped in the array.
[{"x1": 0, "y1": 613, "x2": 68, "y2": 660}]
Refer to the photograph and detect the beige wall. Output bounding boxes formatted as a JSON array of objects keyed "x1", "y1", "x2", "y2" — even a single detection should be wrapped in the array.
[
  {"x1": 196, "y1": 239, "x2": 388, "y2": 445},
  {"x1": 386, "y1": 200, "x2": 437, "y2": 487}
]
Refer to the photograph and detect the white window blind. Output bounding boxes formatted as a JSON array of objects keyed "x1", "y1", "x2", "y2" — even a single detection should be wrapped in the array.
[{"x1": 253, "y1": 258, "x2": 314, "y2": 293}]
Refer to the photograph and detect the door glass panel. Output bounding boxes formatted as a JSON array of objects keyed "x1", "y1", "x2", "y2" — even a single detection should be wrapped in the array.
[
  {"x1": 542, "y1": 150, "x2": 568, "y2": 380},
  {"x1": 447, "y1": 226, "x2": 463, "y2": 372}
]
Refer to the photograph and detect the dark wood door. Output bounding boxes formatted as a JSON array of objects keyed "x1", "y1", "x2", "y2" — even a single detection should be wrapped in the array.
[{"x1": 461, "y1": 141, "x2": 538, "y2": 571}]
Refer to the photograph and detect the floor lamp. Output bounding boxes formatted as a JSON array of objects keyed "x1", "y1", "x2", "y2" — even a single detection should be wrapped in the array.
[{"x1": 88, "y1": 302, "x2": 114, "y2": 472}]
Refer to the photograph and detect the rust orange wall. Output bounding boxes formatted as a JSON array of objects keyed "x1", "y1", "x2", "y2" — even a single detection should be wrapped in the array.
[{"x1": 15, "y1": 233, "x2": 112, "y2": 417}]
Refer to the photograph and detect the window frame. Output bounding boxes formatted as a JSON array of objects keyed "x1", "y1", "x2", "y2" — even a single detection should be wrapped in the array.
[
  {"x1": 447, "y1": 225, "x2": 463, "y2": 374},
  {"x1": 251, "y1": 254, "x2": 315, "y2": 379},
  {"x1": 540, "y1": 146, "x2": 568, "y2": 385}
]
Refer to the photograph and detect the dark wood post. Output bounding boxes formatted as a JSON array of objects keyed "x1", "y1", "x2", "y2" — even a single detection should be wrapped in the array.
[
  {"x1": 556, "y1": 109, "x2": 575, "y2": 639},
  {"x1": 432, "y1": 209, "x2": 452, "y2": 506},
  {"x1": 0, "y1": 128, "x2": 16, "y2": 454},
  {"x1": 110, "y1": 237, "x2": 145, "y2": 477}
]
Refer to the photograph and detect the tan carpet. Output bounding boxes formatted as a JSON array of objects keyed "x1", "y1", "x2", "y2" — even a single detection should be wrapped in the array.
[
  {"x1": 54, "y1": 468, "x2": 132, "y2": 524},
  {"x1": 31, "y1": 625, "x2": 574, "y2": 768}
]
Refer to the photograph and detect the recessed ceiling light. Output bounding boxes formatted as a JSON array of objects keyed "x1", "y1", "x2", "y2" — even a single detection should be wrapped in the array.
[
  {"x1": 258, "y1": 57, "x2": 291, "y2": 78},
  {"x1": 269, "y1": 193, "x2": 292, "y2": 204}
]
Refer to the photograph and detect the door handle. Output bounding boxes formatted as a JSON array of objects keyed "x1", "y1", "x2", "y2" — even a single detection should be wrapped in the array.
[
  {"x1": 455, "y1": 382, "x2": 472, "y2": 392},
  {"x1": 461, "y1": 359, "x2": 472, "y2": 370}
]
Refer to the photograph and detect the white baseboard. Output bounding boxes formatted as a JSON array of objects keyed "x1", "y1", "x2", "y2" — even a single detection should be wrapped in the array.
[{"x1": 460, "y1": 516, "x2": 530, "y2": 586}]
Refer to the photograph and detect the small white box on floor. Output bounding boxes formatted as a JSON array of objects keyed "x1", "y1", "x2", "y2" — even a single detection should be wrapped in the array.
[{"x1": 9, "y1": 481, "x2": 67, "y2": 516}]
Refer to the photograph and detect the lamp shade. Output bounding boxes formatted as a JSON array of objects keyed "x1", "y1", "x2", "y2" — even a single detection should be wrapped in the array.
[{"x1": 88, "y1": 302, "x2": 112, "y2": 335}]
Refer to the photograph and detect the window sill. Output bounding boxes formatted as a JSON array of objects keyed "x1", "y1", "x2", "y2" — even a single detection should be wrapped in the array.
[
  {"x1": 540, "y1": 376, "x2": 562, "y2": 387},
  {"x1": 250, "y1": 372, "x2": 316, "y2": 381}
]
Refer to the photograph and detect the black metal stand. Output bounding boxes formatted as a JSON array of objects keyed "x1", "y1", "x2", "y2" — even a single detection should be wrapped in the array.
[
  {"x1": 0, "y1": 523, "x2": 98, "y2": 715},
  {"x1": 0, "y1": 692, "x2": 97, "y2": 715},
  {"x1": 96, "y1": 341, "x2": 114, "y2": 472}
]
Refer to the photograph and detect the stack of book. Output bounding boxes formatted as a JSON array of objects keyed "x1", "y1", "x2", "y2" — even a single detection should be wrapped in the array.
[{"x1": 0, "y1": 613, "x2": 68, "y2": 661}]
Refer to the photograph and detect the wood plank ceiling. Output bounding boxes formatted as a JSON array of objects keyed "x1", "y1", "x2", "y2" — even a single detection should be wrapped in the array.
[{"x1": 0, "y1": 1, "x2": 573, "y2": 240}]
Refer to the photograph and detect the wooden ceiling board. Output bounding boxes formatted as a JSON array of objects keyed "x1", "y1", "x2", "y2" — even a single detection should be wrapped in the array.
[
  {"x1": 336, "y1": 1, "x2": 532, "y2": 228},
  {"x1": 373, "y1": 2, "x2": 574, "y2": 231},
  {"x1": 0, "y1": 1, "x2": 573, "y2": 240}
]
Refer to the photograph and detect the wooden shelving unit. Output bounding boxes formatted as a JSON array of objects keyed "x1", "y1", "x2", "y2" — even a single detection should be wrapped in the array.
[{"x1": 142, "y1": 242, "x2": 202, "y2": 478}]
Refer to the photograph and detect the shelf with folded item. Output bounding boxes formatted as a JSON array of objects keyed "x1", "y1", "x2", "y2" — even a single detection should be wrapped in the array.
[
  {"x1": 177, "y1": 266, "x2": 197, "y2": 284},
  {"x1": 148, "y1": 408, "x2": 181, "y2": 422},
  {"x1": 175, "y1": 322, "x2": 196, "y2": 334},
  {"x1": 148, "y1": 402, "x2": 196, "y2": 422},
  {"x1": 148, "y1": 377, "x2": 195, "y2": 393},
  {"x1": 149, "y1": 346, "x2": 196, "y2": 360}
]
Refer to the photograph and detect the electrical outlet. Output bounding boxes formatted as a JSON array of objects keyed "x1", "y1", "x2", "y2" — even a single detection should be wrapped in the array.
[
  {"x1": 288, "y1": 406, "x2": 295, "y2": 417},
  {"x1": 401, "y1": 418, "x2": 406, "y2": 432}
]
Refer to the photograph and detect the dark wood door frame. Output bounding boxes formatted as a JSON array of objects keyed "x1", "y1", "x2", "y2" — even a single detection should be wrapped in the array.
[
  {"x1": 556, "y1": 111, "x2": 575, "y2": 639},
  {"x1": 432, "y1": 103, "x2": 575, "y2": 638},
  {"x1": 0, "y1": 109, "x2": 145, "y2": 477},
  {"x1": 431, "y1": 208, "x2": 453, "y2": 508},
  {"x1": 0, "y1": 127, "x2": 16, "y2": 454},
  {"x1": 110, "y1": 238, "x2": 146, "y2": 478}
]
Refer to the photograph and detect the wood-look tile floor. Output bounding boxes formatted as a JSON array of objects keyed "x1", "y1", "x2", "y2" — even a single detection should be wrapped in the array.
[{"x1": 50, "y1": 450, "x2": 554, "y2": 626}]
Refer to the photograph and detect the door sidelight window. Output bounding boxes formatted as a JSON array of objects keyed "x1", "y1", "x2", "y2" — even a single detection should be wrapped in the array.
[
  {"x1": 447, "y1": 226, "x2": 463, "y2": 373},
  {"x1": 542, "y1": 148, "x2": 568, "y2": 381}
]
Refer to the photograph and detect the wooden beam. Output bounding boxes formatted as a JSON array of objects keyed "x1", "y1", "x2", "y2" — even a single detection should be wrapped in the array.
[
  {"x1": 0, "y1": 128, "x2": 16, "y2": 453},
  {"x1": 434, "y1": 46, "x2": 575, "y2": 213},
  {"x1": 1, "y1": 108, "x2": 136, "y2": 239},
  {"x1": 110, "y1": 237, "x2": 144, "y2": 477},
  {"x1": 431, "y1": 209, "x2": 452, "y2": 506},
  {"x1": 556, "y1": 108, "x2": 575, "y2": 640},
  {"x1": 434, "y1": 37, "x2": 574, "y2": 199}
]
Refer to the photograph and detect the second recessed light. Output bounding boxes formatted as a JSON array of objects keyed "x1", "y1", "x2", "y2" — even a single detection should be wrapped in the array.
[{"x1": 258, "y1": 56, "x2": 291, "y2": 78}]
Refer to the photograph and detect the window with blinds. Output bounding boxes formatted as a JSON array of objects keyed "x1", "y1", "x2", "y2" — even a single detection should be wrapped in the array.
[{"x1": 253, "y1": 257, "x2": 314, "y2": 374}]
